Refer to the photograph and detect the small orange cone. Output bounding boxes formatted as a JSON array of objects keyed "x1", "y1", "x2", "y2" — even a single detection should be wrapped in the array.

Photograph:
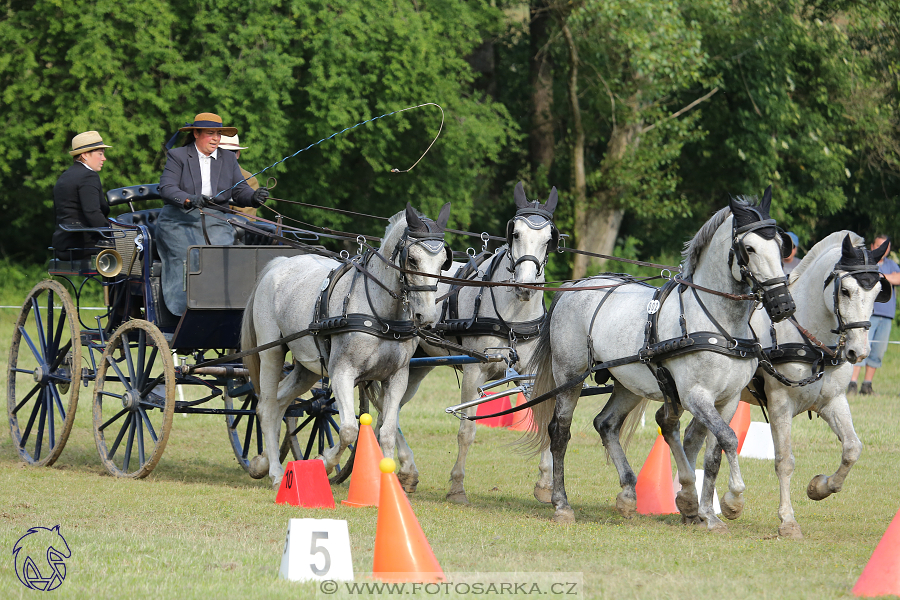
[
  {"x1": 372, "y1": 458, "x2": 445, "y2": 583},
  {"x1": 475, "y1": 392, "x2": 513, "y2": 427},
  {"x1": 635, "y1": 431, "x2": 678, "y2": 515},
  {"x1": 729, "y1": 401, "x2": 751, "y2": 454},
  {"x1": 341, "y1": 413, "x2": 384, "y2": 508},
  {"x1": 852, "y1": 506, "x2": 900, "y2": 597},
  {"x1": 275, "y1": 460, "x2": 335, "y2": 508},
  {"x1": 507, "y1": 392, "x2": 535, "y2": 432}
]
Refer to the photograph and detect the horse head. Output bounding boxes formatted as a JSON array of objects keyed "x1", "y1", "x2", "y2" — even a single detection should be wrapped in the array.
[
  {"x1": 728, "y1": 186, "x2": 796, "y2": 322},
  {"x1": 507, "y1": 181, "x2": 559, "y2": 300},
  {"x1": 821, "y1": 235, "x2": 892, "y2": 363},
  {"x1": 396, "y1": 202, "x2": 452, "y2": 326}
]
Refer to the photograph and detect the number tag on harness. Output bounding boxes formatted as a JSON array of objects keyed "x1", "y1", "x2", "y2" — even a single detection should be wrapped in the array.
[
  {"x1": 647, "y1": 299, "x2": 661, "y2": 315},
  {"x1": 320, "y1": 278, "x2": 330, "y2": 291}
]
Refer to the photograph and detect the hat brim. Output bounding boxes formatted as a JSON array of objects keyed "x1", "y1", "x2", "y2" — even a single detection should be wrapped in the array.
[
  {"x1": 69, "y1": 143, "x2": 112, "y2": 156},
  {"x1": 219, "y1": 144, "x2": 248, "y2": 150},
  {"x1": 179, "y1": 126, "x2": 239, "y2": 137}
]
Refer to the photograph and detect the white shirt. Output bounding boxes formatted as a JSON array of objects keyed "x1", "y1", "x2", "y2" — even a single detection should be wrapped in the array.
[{"x1": 195, "y1": 144, "x2": 218, "y2": 197}]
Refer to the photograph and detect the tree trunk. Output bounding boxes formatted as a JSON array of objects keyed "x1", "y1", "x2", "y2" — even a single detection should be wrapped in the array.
[{"x1": 530, "y1": 1, "x2": 555, "y2": 173}]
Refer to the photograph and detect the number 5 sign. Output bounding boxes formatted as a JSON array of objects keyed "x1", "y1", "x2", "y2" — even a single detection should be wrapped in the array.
[{"x1": 279, "y1": 519, "x2": 354, "y2": 582}]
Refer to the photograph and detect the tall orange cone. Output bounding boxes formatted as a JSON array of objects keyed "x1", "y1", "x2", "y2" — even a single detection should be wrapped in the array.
[
  {"x1": 635, "y1": 431, "x2": 678, "y2": 515},
  {"x1": 852, "y1": 506, "x2": 900, "y2": 597},
  {"x1": 507, "y1": 392, "x2": 535, "y2": 432},
  {"x1": 341, "y1": 413, "x2": 384, "y2": 508},
  {"x1": 729, "y1": 401, "x2": 751, "y2": 454},
  {"x1": 372, "y1": 458, "x2": 445, "y2": 583}
]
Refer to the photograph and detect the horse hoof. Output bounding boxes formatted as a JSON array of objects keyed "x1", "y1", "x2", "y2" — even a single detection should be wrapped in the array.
[
  {"x1": 615, "y1": 492, "x2": 637, "y2": 518},
  {"x1": 721, "y1": 491, "x2": 744, "y2": 520},
  {"x1": 552, "y1": 508, "x2": 575, "y2": 524},
  {"x1": 398, "y1": 473, "x2": 419, "y2": 494},
  {"x1": 248, "y1": 455, "x2": 269, "y2": 480},
  {"x1": 680, "y1": 513, "x2": 704, "y2": 526},
  {"x1": 446, "y1": 491, "x2": 470, "y2": 505},
  {"x1": 708, "y1": 520, "x2": 728, "y2": 534},
  {"x1": 314, "y1": 454, "x2": 334, "y2": 475},
  {"x1": 779, "y1": 521, "x2": 804, "y2": 540},
  {"x1": 807, "y1": 474, "x2": 832, "y2": 501},
  {"x1": 675, "y1": 491, "x2": 699, "y2": 520},
  {"x1": 533, "y1": 485, "x2": 552, "y2": 504}
]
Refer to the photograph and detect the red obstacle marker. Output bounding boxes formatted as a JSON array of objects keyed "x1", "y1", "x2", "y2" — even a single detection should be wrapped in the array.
[
  {"x1": 507, "y1": 392, "x2": 535, "y2": 432},
  {"x1": 635, "y1": 432, "x2": 678, "y2": 515},
  {"x1": 275, "y1": 460, "x2": 335, "y2": 509},
  {"x1": 372, "y1": 458, "x2": 445, "y2": 583},
  {"x1": 852, "y1": 506, "x2": 900, "y2": 597},
  {"x1": 729, "y1": 401, "x2": 751, "y2": 454},
  {"x1": 475, "y1": 392, "x2": 513, "y2": 427}
]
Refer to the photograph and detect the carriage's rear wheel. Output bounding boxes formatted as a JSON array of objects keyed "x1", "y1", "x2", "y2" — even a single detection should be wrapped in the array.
[
  {"x1": 7, "y1": 280, "x2": 81, "y2": 466},
  {"x1": 92, "y1": 319, "x2": 175, "y2": 478},
  {"x1": 223, "y1": 381, "x2": 298, "y2": 476}
]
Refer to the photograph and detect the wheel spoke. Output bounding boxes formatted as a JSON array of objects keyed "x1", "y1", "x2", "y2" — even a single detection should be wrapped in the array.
[
  {"x1": 47, "y1": 387, "x2": 55, "y2": 450},
  {"x1": 20, "y1": 389, "x2": 43, "y2": 448},
  {"x1": 46, "y1": 291, "x2": 55, "y2": 356},
  {"x1": 122, "y1": 333, "x2": 137, "y2": 387},
  {"x1": 107, "y1": 414, "x2": 132, "y2": 459},
  {"x1": 100, "y1": 408, "x2": 130, "y2": 433},
  {"x1": 241, "y1": 414, "x2": 255, "y2": 460},
  {"x1": 49, "y1": 384, "x2": 67, "y2": 420},
  {"x1": 122, "y1": 414, "x2": 136, "y2": 472},
  {"x1": 230, "y1": 395, "x2": 253, "y2": 430},
  {"x1": 304, "y1": 420, "x2": 320, "y2": 460},
  {"x1": 12, "y1": 383, "x2": 41, "y2": 415},
  {"x1": 137, "y1": 414, "x2": 146, "y2": 467},
  {"x1": 19, "y1": 327, "x2": 44, "y2": 364},
  {"x1": 33, "y1": 390, "x2": 47, "y2": 461},
  {"x1": 290, "y1": 414, "x2": 315, "y2": 438},
  {"x1": 324, "y1": 417, "x2": 337, "y2": 448},
  {"x1": 138, "y1": 346, "x2": 159, "y2": 395},
  {"x1": 106, "y1": 353, "x2": 132, "y2": 389},
  {"x1": 30, "y1": 297, "x2": 48, "y2": 358},
  {"x1": 138, "y1": 407, "x2": 158, "y2": 443},
  {"x1": 12, "y1": 368, "x2": 35, "y2": 375},
  {"x1": 255, "y1": 413, "x2": 264, "y2": 456}
]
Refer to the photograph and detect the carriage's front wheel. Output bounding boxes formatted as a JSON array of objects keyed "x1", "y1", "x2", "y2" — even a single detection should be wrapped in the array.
[
  {"x1": 7, "y1": 280, "x2": 81, "y2": 467},
  {"x1": 92, "y1": 319, "x2": 175, "y2": 478}
]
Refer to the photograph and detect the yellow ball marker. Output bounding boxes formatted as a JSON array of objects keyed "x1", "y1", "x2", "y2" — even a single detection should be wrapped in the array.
[
  {"x1": 360, "y1": 413, "x2": 372, "y2": 426},
  {"x1": 380, "y1": 458, "x2": 396, "y2": 474}
]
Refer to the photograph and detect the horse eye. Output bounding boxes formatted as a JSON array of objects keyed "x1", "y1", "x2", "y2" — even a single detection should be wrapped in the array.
[
  {"x1": 408, "y1": 258, "x2": 418, "y2": 269},
  {"x1": 745, "y1": 245, "x2": 755, "y2": 254},
  {"x1": 513, "y1": 232, "x2": 520, "y2": 240},
  {"x1": 841, "y1": 288, "x2": 851, "y2": 298}
]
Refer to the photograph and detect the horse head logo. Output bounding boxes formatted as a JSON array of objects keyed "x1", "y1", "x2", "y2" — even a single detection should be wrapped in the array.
[{"x1": 13, "y1": 525, "x2": 71, "y2": 591}]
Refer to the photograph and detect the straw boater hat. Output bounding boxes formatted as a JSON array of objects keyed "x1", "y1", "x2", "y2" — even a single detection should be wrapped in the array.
[
  {"x1": 178, "y1": 112, "x2": 238, "y2": 137},
  {"x1": 218, "y1": 134, "x2": 247, "y2": 151},
  {"x1": 69, "y1": 131, "x2": 112, "y2": 156}
]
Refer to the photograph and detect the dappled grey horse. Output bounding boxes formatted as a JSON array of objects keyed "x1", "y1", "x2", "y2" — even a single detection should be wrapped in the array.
[
  {"x1": 370, "y1": 182, "x2": 558, "y2": 502},
  {"x1": 240, "y1": 204, "x2": 452, "y2": 488},
  {"x1": 527, "y1": 190, "x2": 795, "y2": 525},
  {"x1": 684, "y1": 232, "x2": 890, "y2": 537}
]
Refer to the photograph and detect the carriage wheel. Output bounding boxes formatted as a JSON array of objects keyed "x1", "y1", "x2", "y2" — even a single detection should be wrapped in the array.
[
  {"x1": 287, "y1": 388, "x2": 355, "y2": 485},
  {"x1": 223, "y1": 382, "x2": 298, "y2": 476},
  {"x1": 6, "y1": 280, "x2": 81, "y2": 467},
  {"x1": 92, "y1": 320, "x2": 175, "y2": 478}
]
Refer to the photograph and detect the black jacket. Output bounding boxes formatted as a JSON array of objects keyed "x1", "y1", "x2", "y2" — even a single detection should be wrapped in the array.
[{"x1": 51, "y1": 163, "x2": 110, "y2": 254}]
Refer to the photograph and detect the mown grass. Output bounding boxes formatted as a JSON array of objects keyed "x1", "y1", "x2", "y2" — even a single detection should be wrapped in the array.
[{"x1": 1, "y1": 295, "x2": 900, "y2": 599}]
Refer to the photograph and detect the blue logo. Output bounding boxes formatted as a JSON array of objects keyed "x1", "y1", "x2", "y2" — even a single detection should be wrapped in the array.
[{"x1": 12, "y1": 525, "x2": 71, "y2": 591}]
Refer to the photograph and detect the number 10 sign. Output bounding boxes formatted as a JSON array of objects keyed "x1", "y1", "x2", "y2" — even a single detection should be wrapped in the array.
[{"x1": 279, "y1": 519, "x2": 354, "y2": 582}]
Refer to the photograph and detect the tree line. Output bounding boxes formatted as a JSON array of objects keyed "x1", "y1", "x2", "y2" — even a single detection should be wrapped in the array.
[{"x1": 1, "y1": 0, "x2": 897, "y2": 280}]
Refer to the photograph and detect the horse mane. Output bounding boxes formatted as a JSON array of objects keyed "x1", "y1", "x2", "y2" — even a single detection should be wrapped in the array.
[
  {"x1": 681, "y1": 206, "x2": 729, "y2": 277},
  {"x1": 381, "y1": 208, "x2": 412, "y2": 253},
  {"x1": 788, "y1": 230, "x2": 864, "y2": 284}
]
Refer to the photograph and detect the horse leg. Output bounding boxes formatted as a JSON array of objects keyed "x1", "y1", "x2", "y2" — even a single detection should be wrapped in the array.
[
  {"x1": 656, "y1": 404, "x2": 702, "y2": 525},
  {"x1": 533, "y1": 448, "x2": 553, "y2": 504},
  {"x1": 808, "y1": 395, "x2": 862, "y2": 503},
  {"x1": 447, "y1": 366, "x2": 485, "y2": 505},
  {"x1": 319, "y1": 374, "x2": 359, "y2": 475},
  {"x1": 683, "y1": 417, "x2": 725, "y2": 530},
  {"x1": 254, "y1": 347, "x2": 292, "y2": 489},
  {"x1": 761, "y1": 390, "x2": 803, "y2": 539},
  {"x1": 549, "y1": 386, "x2": 581, "y2": 524},
  {"x1": 393, "y1": 367, "x2": 431, "y2": 494},
  {"x1": 592, "y1": 386, "x2": 642, "y2": 518},
  {"x1": 374, "y1": 369, "x2": 410, "y2": 468}
]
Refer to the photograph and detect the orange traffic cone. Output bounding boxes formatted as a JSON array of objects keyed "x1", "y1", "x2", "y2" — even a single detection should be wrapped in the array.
[
  {"x1": 635, "y1": 431, "x2": 678, "y2": 515},
  {"x1": 341, "y1": 413, "x2": 384, "y2": 508},
  {"x1": 729, "y1": 401, "x2": 751, "y2": 454},
  {"x1": 507, "y1": 393, "x2": 535, "y2": 432},
  {"x1": 373, "y1": 458, "x2": 445, "y2": 583},
  {"x1": 852, "y1": 506, "x2": 900, "y2": 597}
]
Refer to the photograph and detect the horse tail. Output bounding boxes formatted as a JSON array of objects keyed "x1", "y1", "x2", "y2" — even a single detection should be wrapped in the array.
[
  {"x1": 520, "y1": 299, "x2": 559, "y2": 455},
  {"x1": 241, "y1": 257, "x2": 286, "y2": 395},
  {"x1": 618, "y1": 397, "x2": 650, "y2": 457}
]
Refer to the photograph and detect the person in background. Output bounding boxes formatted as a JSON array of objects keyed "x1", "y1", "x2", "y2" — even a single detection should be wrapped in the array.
[
  {"x1": 51, "y1": 131, "x2": 113, "y2": 259},
  {"x1": 782, "y1": 231, "x2": 801, "y2": 275},
  {"x1": 848, "y1": 235, "x2": 900, "y2": 395},
  {"x1": 218, "y1": 133, "x2": 260, "y2": 218}
]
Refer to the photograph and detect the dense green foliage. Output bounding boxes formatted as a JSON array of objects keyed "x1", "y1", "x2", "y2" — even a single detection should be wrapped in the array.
[{"x1": 0, "y1": 0, "x2": 897, "y2": 269}]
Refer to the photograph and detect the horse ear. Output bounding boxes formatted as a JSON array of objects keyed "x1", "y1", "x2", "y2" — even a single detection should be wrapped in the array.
[
  {"x1": 871, "y1": 238, "x2": 890, "y2": 263},
  {"x1": 841, "y1": 234, "x2": 857, "y2": 261},
  {"x1": 514, "y1": 181, "x2": 529, "y2": 209},
  {"x1": 405, "y1": 203, "x2": 425, "y2": 231},
  {"x1": 543, "y1": 186, "x2": 558, "y2": 214},
  {"x1": 760, "y1": 185, "x2": 773, "y2": 212},
  {"x1": 436, "y1": 202, "x2": 451, "y2": 231}
]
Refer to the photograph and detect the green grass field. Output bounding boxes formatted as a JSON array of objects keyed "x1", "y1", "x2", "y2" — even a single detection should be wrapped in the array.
[{"x1": 1, "y1": 289, "x2": 900, "y2": 599}]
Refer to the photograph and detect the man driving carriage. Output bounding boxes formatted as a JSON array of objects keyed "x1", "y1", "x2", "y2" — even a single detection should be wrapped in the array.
[{"x1": 157, "y1": 112, "x2": 270, "y2": 315}]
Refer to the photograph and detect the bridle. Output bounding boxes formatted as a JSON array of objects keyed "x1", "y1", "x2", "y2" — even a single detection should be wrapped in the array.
[
  {"x1": 728, "y1": 217, "x2": 796, "y2": 322},
  {"x1": 505, "y1": 205, "x2": 559, "y2": 280},
  {"x1": 390, "y1": 221, "x2": 453, "y2": 297},
  {"x1": 822, "y1": 251, "x2": 891, "y2": 356}
]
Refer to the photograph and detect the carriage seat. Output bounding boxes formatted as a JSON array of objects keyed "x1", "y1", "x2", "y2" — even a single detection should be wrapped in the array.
[{"x1": 114, "y1": 209, "x2": 163, "y2": 262}]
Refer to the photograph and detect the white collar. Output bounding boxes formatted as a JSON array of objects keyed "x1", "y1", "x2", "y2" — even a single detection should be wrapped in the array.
[
  {"x1": 78, "y1": 161, "x2": 95, "y2": 172},
  {"x1": 194, "y1": 143, "x2": 218, "y2": 160}
]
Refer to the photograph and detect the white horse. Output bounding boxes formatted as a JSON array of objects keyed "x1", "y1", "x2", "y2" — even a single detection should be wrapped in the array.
[
  {"x1": 683, "y1": 232, "x2": 890, "y2": 537},
  {"x1": 527, "y1": 190, "x2": 795, "y2": 525},
  {"x1": 241, "y1": 203, "x2": 452, "y2": 487},
  {"x1": 370, "y1": 182, "x2": 558, "y2": 502}
]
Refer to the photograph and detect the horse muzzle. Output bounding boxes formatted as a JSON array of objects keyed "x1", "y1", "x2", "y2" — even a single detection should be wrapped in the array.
[{"x1": 761, "y1": 281, "x2": 796, "y2": 322}]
